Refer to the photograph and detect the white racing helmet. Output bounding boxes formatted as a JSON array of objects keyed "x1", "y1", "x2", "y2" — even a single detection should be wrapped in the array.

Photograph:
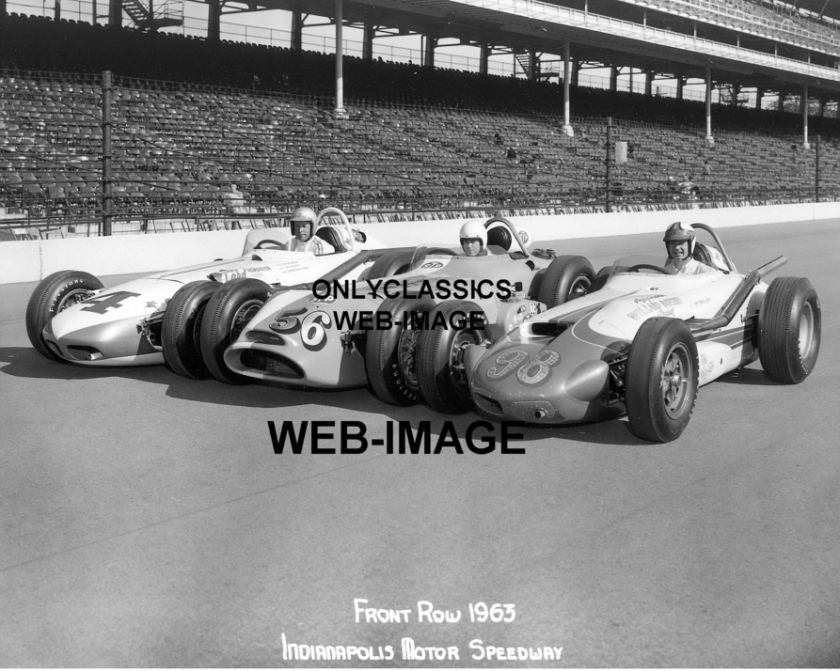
[
  {"x1": 663, "y1": 221, "x2": 696, "y2": 254},
  {"x1": 459, "y1": 220, "x2": 487, "y2": 248},
  {"x1": 290, "y1": 206, "x2": 317, "y2": 236}
]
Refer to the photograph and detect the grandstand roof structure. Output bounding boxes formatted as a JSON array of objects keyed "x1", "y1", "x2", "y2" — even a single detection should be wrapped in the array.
[
  {"x1": 225, "y1": 0, "x2": 840, "y2": 102},
  {"x1": 795, "y1": 0, "x2": 840, "y2": 21}
]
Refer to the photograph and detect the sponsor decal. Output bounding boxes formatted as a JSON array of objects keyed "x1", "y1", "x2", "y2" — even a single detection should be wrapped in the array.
[
  {"x1": 627, "y1": 295, "x2": 683, "y2": 320},
  {"x1": 210, "y1": 266, "x2": 272, "y2": 282}
]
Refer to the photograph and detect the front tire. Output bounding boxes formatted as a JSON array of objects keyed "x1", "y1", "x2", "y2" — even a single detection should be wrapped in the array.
[
  {"x1": 162, "y1": 281, "x2": 220, "y2": 379},
  {"x1": 536, "y1": 255, "x2": 595, "y2": 308},
  {"x1": 625, "y1": 317, "x2": 699, "y2": 442},
  {"x1": 200, "y1": 278, "x2": 271, "y2": 384},
  {"x1": 415, "y1": 300, "x2": 487, "y2": 413},
  {"x1": 758, "y1": 277, "x2": 820, "y2": 383},
  {"x1": 25, "y1": 270, "x2": 104, "y2": 361},
  {"x1": 365, "y1": 296, "x2": 436, "y2": 406}
]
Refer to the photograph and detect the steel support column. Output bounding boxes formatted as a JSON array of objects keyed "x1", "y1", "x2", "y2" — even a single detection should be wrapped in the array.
[
  {"x1": 334, "y1": 0, "x2": 345, "y2": 116},
  {"x1": 562, "y1": 41, "x2": 573, "y2": 136},
  {"x1": 291, "y1": 10, "x2": 302, "y2": 51},
  {"x1": 705, "y1": 63, "x2": 714, "y2": 146},
  {"x1": 802, "y1": 83, "x2": 810, "y2": 149},
  {"x1": 108, "y1": 0, "x2": 121, "y2": 27},
  {"x1": 362, "y1": 21, "x2": 374, "y2": 61}
]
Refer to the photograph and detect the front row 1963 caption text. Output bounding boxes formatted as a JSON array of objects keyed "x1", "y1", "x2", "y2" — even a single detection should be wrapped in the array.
[{"x1": 280, "y1": 598, "x2": 563, "y2": 663}]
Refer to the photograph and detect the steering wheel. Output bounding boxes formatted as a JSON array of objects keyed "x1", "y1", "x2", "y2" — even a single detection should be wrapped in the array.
[
  {"x1": 254, "y1": 239, "x2": 286, "y2": 250},
  {"x1": 627, "y1": 263, "x2": 670, "y2": 274}
]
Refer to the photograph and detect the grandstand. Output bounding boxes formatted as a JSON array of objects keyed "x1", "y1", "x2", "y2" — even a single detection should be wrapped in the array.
[{"x1": 1, "y1": 2, "x2": 839, "y2": 237}]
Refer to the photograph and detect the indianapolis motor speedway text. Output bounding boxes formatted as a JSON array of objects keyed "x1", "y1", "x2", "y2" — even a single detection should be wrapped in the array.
[{"x1": 268, "y1": 420, "x2": 526, "y2": 455}]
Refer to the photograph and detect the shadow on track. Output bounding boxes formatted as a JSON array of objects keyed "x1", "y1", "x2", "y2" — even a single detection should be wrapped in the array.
[
  {"x1": 715, "y1": 367, "x2": 784, "y2": 386},
  {"x1": 3, "y1": 344, "x2": 648, "y2": 445}
]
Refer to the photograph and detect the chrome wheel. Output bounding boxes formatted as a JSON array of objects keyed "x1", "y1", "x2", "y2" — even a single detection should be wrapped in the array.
[
  {"x1": 396, "y1": 327, "x2": 420, "y2": 393},
  {"x1": 568, "y1": 275, "x2": 591, "y2": 300},
  {"x1": 660, "y1": 343, "x2": 692, "y2": 419},
  {"x1": 57, "y1": 288, "x2": 95, "y2": 312},
  {"x1": 798, "y1": 301, "x2": 816, "y2": 363},
  {"x1": 449, "y1": 328, "x2": 482, "y2": 393},
  {"x1": 231, "y1": 299, "x2": 264, "y2": 340}
]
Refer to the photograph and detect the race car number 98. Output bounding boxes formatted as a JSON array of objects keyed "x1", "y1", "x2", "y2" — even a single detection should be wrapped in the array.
[
  {"x1": 486, "y1": 349, "x2": 528, "y2": 379},
  {"x1": 516, "y1": 350, "x2": 560, "y2": 385}
]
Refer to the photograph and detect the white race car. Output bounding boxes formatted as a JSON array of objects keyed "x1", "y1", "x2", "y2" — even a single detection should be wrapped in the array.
[
  {"x1": 467, "y1": 223, "x2": 821, "y2": 442},
  {"x1": 219, "y1": 216, "x2": 595, "y2": 396},
  {"x1": 25, "y1": 207, "x2": 382, "y2": 376}
]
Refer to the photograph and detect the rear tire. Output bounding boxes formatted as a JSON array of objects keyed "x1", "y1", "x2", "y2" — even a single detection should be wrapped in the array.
[
  {"x1": 200, "y1": 278, "x2": 271, "y2": 384},
  {"x1": 758, "y1": 277, "x2": 820, "y2": 383},
  {"x1": 415, "y1": 300, "x2": 486, "y2": 413},
  {"x1": 162, "y1": 280, "x2": 220, "y2": 379},
  {"x1": 25, "y1": 270, "x2": 104, "y2": 361},
  {"x1": 536, "y1": 255, "x2": 595, "y2": 308},
  {"x1": 365, "y1": 296, "x2": 435, "y2": 405},
  {"x1": 625, "y1": 317, "x2": 698, "y2": 443}
]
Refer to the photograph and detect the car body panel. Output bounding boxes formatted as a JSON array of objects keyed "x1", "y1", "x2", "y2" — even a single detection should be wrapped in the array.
[
  {"x1": 36, "y1": 207, "x2": 383, "y2": 366},
  {"x1": 225, "y1": 218, "x2": 558, "y2": 388},
  {"x1": 224, "y1": 290, "x2": 370, "y2": 389},
  {"x1": 469, "y1": 251, "x2": 769, "y2": 426}
]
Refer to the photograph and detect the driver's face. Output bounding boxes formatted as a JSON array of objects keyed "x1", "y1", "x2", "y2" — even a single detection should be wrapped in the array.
[
  {"x1": 293, "y1": 221, "x2": 312, "y2": 241},
  {"x1": 461, "y1": 238, "x2": 482, "y2": 256},
  {"x1": 667, "y1": 240, "x2": 690, "y2": 260}
]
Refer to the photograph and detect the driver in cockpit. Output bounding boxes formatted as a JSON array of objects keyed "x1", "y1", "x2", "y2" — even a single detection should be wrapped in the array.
[
  {"x1": 663, "y1": 222, "x2": 719, "y2": 275},
  {"x1": 287, "y1": 207, "x2": 335, "y2": 255},
  {"x1": 459, "y1": 220, "x2": 489, "y2": 257}
]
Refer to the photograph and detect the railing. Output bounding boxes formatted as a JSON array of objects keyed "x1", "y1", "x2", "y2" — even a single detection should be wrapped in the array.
[
  {"x1": 454, "y1": 0, "x2": 840, "y2": 82},
  {"x1": 613, "y1": 0, "x2": 840, "y2": 55},
  {"x1": 8, "y1": 0, "x2": 840, "y2": 75}
]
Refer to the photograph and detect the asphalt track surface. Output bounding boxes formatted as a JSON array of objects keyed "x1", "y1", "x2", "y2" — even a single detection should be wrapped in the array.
[{"x1": 1, "y1": 219, "x2": 838, "y2": 668}]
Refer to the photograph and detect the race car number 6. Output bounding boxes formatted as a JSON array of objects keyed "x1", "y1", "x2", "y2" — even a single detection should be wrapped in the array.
[{"x1": 301, "y1": 311, "x2": 332, "y2": 350}]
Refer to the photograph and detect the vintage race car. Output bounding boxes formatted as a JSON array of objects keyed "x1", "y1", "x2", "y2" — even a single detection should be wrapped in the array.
[
  {"x1": 25, "y1": 207, "x2": 381, "y2": 373},
  {"x1": 218, "y1": 216, "x2": 596, "y2": 404},
  {"x1": 466, "y1": 223, "x2": 821, "y2": 442}
]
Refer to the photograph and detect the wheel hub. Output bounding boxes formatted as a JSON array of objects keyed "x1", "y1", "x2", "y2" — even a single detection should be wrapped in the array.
[{"x1": 660, "y1": 345, "x2": 690, "y2": 417}]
